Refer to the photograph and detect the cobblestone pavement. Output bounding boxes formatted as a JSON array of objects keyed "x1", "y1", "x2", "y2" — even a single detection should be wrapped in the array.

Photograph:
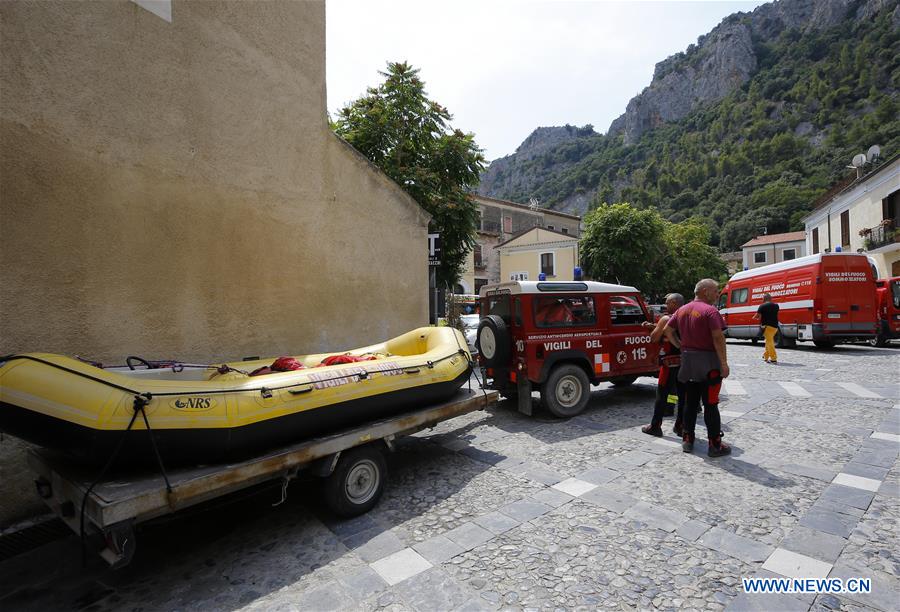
[{"x1": 1, "y1": 341, "x2": 898, "y2": 611}]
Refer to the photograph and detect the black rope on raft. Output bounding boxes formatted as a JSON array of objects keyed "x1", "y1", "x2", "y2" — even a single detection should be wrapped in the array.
[
  {"x1": 78, "y1": 393, "x2": 172, "y2": 566},
  {"x1": 79, "y1": 402, "x2": 141, "y2": 567},
  {"x1": 1, "y1": 351, "x2": 465, "y2": 398},
  {"x1": 134, "y1": 393, "x2": 172, "y2": 494}
]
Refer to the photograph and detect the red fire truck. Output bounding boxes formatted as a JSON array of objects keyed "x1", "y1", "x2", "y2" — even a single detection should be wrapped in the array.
[
  {"x1": 718, "y1": 253, "x2": 879, "y2": 348},
  {"x1": 476, "y1": 281, "x2": 659, "y2": 418},
  {"x1": 871, "y1": 276, "x2": 900, "y2": 346}
]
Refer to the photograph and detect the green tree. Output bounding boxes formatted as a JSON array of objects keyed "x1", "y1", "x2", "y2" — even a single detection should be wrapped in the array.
[
  {"x1": 579, "y1": 203, "x2": 670, "y2": 298},
  {"x1": 662, "y1": 220, "x2": 727, "y2": 298},
  {"x1": 332, "y1": 62, "x2": 486, "y2": 286}
]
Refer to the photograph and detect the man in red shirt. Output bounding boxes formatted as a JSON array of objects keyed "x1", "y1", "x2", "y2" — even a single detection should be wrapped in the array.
[{"x1": 665, "y1": 278, "x2": 731, "y2": 457}]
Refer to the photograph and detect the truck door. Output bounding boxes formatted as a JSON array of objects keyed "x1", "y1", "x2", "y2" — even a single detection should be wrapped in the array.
[{"x1": 607, "y1": 294, "x2": 655, "y2": 374}]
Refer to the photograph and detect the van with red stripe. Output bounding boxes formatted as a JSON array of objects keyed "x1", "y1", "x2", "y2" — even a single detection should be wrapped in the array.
[
  {"x1": 476, "y1": 281, "x2": 659, "y2": 418},
  {"x1": 871, "y1": 276, "x2": 900, "y2": 346},
  {"x1": 717, "y1": 253, "x2": 878, "y2": 348}
]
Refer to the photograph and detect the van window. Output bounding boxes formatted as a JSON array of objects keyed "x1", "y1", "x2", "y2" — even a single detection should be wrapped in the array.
[
  {"x1": 487, "y1": 296, "x2": 511, "y2": 325},
  {"x1": 892, "y1": 280, "x2": 900, "y2": 309},
  {"x1": 731, "y1": 288, "x2": 749, "y2": 305},
  {"x1": 609, "y1": 295, "x2": 648, "y2": 325},
  {"x1": 534, "y1": 296, "x2": 595, "y2": 328},
  {"x1": 717, "y1": 293, "x2": 728, "y2": 310}
]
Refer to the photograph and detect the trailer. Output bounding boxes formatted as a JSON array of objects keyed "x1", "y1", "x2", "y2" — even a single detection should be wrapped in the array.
[{"x1": 26, "y1": 388, "x2": 497, "y2": 567}]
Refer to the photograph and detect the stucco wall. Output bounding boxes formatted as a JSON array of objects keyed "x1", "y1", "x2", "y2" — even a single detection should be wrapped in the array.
[
  {"x1": 498, "y1": 229, "x2": 578, "y2": 282},
  {"x1": 1, "y1": 1, "x2": 429, "y2": 364},
  {"x1": 0, "y1": 1, "x2": 429, "y2": 526},
  {"x1": 742, "y1": 240, "x2": 806, "y2": 269}
]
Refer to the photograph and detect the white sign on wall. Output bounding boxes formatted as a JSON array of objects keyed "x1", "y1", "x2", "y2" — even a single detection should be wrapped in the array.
[{"x1": 510, "y1": 272, "x2": 529, "y2": 281}]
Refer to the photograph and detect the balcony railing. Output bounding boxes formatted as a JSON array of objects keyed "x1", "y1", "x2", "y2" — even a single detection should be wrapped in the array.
[{"x1": 861, "y1": 220, "x2": 899, "y2": 251}]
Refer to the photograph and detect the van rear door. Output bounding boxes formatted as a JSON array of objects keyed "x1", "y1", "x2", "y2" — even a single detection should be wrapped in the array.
[
  {"x1": 846, "y1": 256, "x2": 877, "y2": 330},
  {"x1": 820, "y1": 255, "x2": 853, "y2": 326}
]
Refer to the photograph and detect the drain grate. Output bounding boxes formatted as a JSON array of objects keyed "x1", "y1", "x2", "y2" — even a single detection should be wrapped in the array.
[{"x1": 0, "y1": 518, "x2": 72, "y2": 561}]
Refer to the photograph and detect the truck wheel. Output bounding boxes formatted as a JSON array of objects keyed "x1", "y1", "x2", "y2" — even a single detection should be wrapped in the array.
[
  {"x1": 542, "y1": 364, "x2": 590, "y2": 418},
  {"x1": 476, "y1": 315, "x2": 510, "y2": 368},
  {"x1": 813, "y1": 340, "x2": 835, "y2": 349},
  {"x1": 610, "y1": 375, "x2": 638, "y2": 387},
  {"x1": 324, "y1": 445, "x2": 387, "y2": 518},
  {"x1": 750, "y1": 339, "x2": 759, "y2": 345}
]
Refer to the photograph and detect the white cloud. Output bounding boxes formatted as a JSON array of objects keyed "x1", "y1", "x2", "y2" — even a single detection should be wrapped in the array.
[{"x1": 327, "y1": 0, "x2": 767, "y2": 160}]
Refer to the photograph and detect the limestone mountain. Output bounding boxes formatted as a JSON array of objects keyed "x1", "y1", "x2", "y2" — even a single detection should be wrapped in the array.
[{"x1": 477, "y1": 0, "x2": 900, "y2": 250}]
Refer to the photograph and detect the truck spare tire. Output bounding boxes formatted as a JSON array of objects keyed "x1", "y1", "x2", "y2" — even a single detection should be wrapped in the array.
[{"x1": 476, "y1": 315, "x2": 510, "y2": 367}]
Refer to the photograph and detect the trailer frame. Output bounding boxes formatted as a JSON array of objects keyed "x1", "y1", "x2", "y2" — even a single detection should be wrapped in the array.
[{"x1": 27, "y1": 388, "x2": 497, "y2": 567}]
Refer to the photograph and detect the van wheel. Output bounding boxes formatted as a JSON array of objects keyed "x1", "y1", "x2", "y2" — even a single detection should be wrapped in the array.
[
  {"x1": 868, "y1": 334, "x2": 887, "y2": 348},
  {"x1": 324, "y1": 445, "x2": 386, "y2": 518},
  {"x1": 610, "y1": 375, "x2": 638, "y2": 387},
  {"x1": 775, "y1": 330, "x2": 795, "y2": 349},
  {"x1": 813, "y1": 340, "x2": 835, "y2": 349},
  {"x1": 476, "y1": 315, "x2": 510, "y2": 368},
  {"x1": 542, "y1": 365, "x2": 590, "y2": 418}
]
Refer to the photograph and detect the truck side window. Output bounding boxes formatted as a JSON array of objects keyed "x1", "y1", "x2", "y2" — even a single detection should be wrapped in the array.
[
  {"x1": 514, "y1": 297, "x2": 522, "y2": 326},
  {"x1": 731, "y1": 288, "x2": 748, "y2": 304},
  {"x1": 609, "y1": 295, "x2": 647, "y2": 325},
  {"x1": 535, "y1": 296, "x2": 595, "y2": 328},
  {"x1": 717, "y1": 293, "x2": 728, "y2": 310}
]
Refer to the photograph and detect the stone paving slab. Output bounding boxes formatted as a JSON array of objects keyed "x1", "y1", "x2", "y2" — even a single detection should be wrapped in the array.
[
  {"x1": 698, "y1": 527, "x2": 774, "y2": 564},
  {"x1": 828, "y1": 562, "x2": 900, "y2": 612},
  {"x1": 411, "y1": 534, "x2": 466, "y2": 565},
  {"x1": 799, "y1": 508, "x2": 860, "y2": 538},
  {"x1": 370, "y1": 548, "x2": 432, "y2": 586},
  {"x1": 443, "y1": 522, "x2": 494, "y2": 551},
  {"x1": 579, "y1": 485, "x2": 639, "y2": 514},
  {"x1": 762, "y1": 548, "x2": 833, "y2": 580},
  {"x1": 497, "y1": 498, "x2": 552, "y2": 523},
  {"x1": 623, "y1": 501, "x2": 684, "y2": 533},
  {"x1": 3, "y1": 342, "x2": 899, "y2": 611},
  {"x1": 779, "y1": 525, "x2": 848, "y2": 564}
]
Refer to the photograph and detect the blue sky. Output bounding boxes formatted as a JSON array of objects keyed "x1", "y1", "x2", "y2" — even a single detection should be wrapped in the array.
[{"x1": 327, "y1": 1, "x2": 768, "y2": 161}]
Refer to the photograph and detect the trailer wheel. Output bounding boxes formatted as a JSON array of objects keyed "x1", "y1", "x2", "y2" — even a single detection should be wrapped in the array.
[
  {"x1": 542, "y1": 364, "x2": 590, "y2": 418},
  {"x1": 324, "y1": 445, "x2": 387, "y2": 518}
]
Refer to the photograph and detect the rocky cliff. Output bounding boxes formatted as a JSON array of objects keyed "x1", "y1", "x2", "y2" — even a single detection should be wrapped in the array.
[
  {"x1": 477, "y1": 0, "x2": 899, "y2": 220},
  {"x1": 477, "y1": 125, "x2": 596, "y2": 202},
  {"x1": 607, "y1": 0, "x2": 885, "y2": 144}
]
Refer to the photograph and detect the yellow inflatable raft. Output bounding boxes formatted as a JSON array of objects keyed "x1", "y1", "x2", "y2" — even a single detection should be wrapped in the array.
[{"x1": 0, "y1": 327, "x2": 472, "y2": 465}]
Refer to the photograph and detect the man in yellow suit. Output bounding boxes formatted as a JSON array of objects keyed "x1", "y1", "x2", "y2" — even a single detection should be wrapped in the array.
[{"x1": 753, "y1": 293, "x2": 780, "y2": 364}]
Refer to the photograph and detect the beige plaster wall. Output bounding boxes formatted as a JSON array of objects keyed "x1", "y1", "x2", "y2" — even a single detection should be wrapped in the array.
[
  {"x1": 499, "y1": 229, "x2": 578, "y2": 282},
  {"x1": 0, "y1": 0, "x2": 429, "y2": 365},
  {"x1": 0, "y1": 1, "x2": 429, "y2": 526}
]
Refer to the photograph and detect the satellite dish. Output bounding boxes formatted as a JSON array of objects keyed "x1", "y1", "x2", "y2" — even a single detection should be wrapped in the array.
[
  {"x1": 866, "y1": 145, "x2": 881, "y2": 162},
  {"x1": 852, "y1": 153, "x2": 867, "y2": 168}
]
